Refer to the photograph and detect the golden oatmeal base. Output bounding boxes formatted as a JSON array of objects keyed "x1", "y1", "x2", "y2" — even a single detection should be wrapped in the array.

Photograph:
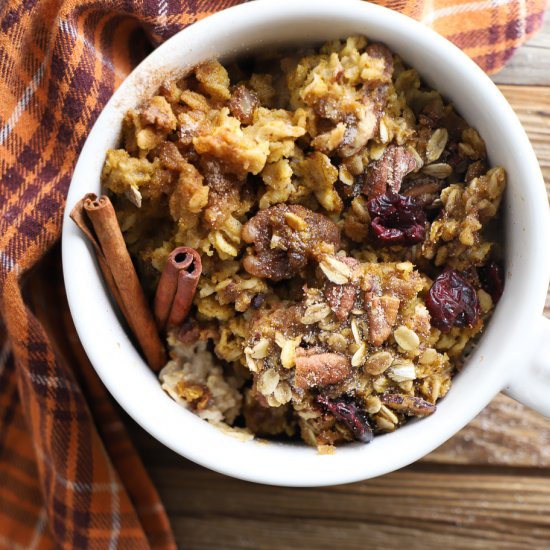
[{"x1": 102, "y1": 36, "x2": 505, "y2": 448}]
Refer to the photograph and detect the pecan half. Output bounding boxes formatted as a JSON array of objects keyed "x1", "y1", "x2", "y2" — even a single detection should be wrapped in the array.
[
  {"x1": 363, "y1": 145, "x2": 418, "y2": 199},
  {"x1": 294, "y1": 348, "x2": 352, "y2": 389},
  {"x1": 365, "y1": 293, "x2": 400, "y2": 346},
  {"x1": 242, "y1": 204, "x2": 340, "y2": 281},
  {"x1": 380, "y1": 394, "x2": 436, "y2": 416},
  {"x1": 323, "y1": 257, "x2": 359, "y2": 321}
]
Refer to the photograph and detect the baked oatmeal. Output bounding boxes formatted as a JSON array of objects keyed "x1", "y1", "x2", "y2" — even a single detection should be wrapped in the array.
[{"x1": 101, "y1": 36, "x2": 505, "y2": 449}]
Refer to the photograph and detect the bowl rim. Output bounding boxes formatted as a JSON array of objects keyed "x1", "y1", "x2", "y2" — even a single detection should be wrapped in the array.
[{"x1": 62, "y1": 0, "x2": 550, "y2": 486}]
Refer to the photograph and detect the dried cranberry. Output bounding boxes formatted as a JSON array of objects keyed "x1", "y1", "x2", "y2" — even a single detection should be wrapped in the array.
[
  {"x1": 426, "y1": 270, "x2": 481, "y2": 333},
  {"x1": 316, "y1": 395, "x2": 373, "y2": 443},
  {"x1": 367, "y1": 193, "x2": 426, "y2": 246},
  {"x1": 478, "y1": 261, "x2": 504, "y2": 303}
]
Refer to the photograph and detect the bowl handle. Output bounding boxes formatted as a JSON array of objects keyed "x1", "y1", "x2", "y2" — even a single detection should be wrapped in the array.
[{"x1": 504, "y1": 316, "x2": 550, "y2": 418}]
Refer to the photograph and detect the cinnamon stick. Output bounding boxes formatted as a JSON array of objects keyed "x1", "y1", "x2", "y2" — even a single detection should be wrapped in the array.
[
  {"x1": 154, "y1": 246, "x2": 202, "y2": 332},
  {"x1": 70, "y1": 194, "x2": 166, "y2": 372}
]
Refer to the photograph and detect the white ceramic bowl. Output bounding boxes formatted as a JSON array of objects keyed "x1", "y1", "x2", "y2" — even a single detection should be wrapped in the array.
[{"x1": 62, "y1": 0, "x2": 550, "y2": 487}]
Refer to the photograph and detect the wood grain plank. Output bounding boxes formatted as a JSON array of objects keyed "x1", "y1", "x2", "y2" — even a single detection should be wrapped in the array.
[
  {"x1": 499, "y1": 84, "x2": 550, "y2": 316},
  {"x1": 498, "y1": 85, "x2": 550, "y2": 179},
  {"x1": 492, "y1": 9, "x2": 550, "y2": 86},
  {"x1": 149, "y1": 467, "x2": 550, "y2": 549}
]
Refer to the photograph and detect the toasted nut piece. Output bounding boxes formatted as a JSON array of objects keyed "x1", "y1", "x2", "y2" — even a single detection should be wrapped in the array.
[
  {"x1": 363, "y1": 144, "x2": 418, "y2": 199},
  {"x1": 366, "y1": 293, "x2": 400, "y2": 346},
  {"x1": 394, "y1": 325, "x2": 420, "y2": 352},
  {"x1": 364, "y1": 351, "x2": 394, "y2": 375},
  {"x1": 294, "y1": 348, "x2": 352, "y2": 389},
  {"x1": 323, "y1": 256, "x2": 359, "y2": 321},
  {"x1": 380, "y1": 394, "x2": 436, "y2": 416},
  {"x1": 242, "y1": 203, "x2": 340, "y2": 281},
  {"x1": 387, "y1": 359, "x2": 416, "y2": 382}
]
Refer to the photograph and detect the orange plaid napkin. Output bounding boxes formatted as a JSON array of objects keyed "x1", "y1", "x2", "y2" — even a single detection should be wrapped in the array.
[{"x1": 0, "y1": 0, "x2": 546, "y2": 547}]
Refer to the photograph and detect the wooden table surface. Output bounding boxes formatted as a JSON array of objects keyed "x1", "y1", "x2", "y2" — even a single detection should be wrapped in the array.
[{"x1": 126, "y1": 13, "x2": 550, "y2": 549}]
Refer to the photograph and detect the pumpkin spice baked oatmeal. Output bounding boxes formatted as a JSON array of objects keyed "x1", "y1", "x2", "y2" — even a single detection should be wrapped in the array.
[{"x1": 94, "y1": 36, "x2": 506, "y2": 449}]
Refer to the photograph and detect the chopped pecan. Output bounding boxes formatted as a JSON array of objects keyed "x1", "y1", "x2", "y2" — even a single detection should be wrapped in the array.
[
  {"x1": 401, "y1": 176, "x2": 441, "y2": 198},
  {"x1": 314, "y1": 97, "x2": 341, "y2": 122},
  {"x1": 365, "y1": 293, "x2": 400, "y2": 346},
  {"x1": 228, "y1": 84, "x2": 260, "y2": 125},
  {"x1": 152, "y1": 141, "x2": 184, "y2": 171},
  {"x1": 294, "y1": 348, "x2": 352, "y2": 389},
  {"x1": 324, "y1": 284, "x2": 356, "y2": 322},
  {"x1": 169, "y1": 160, "x2": 209, "y2": 218},
  {"x1": 177, "y1": 109, "x2": 207, "y2": 148},
  {"x1": 380, "y1": 394, "x2": 436, "y2": 416},
  {"x1": 338, "y1": 109, "x2": 378, "y2": 158},
  {"x1": 323, "y1": 257, "x2": 359, "y2": 321},
  {"x1": 195, "y1": 60, "x2": 231, "y2": 101},
  {"x1": 241, "y1": 204, "x2": 340, "y2": 281},
  {"x1": 402, "y1": 176, "x2": 443, "y2": 209},
  {"x1": 418, "y1": 98, "x2": 445, "y2": 129},
  {"x1": 365, "y1": 43, "x2": 394, "y2": 85},
  {"x1": 176, "y1": 319, "x2": 201, "y2": 344},
  {"x1": 363, "y1": 145, "x2": 418, "y2": 199},
  {"x1": 200, "y1": 156, "x2": 248, "y2": 229},
  {"x1": 138, "y1": 96, "x2": 177, "y2": 132}
]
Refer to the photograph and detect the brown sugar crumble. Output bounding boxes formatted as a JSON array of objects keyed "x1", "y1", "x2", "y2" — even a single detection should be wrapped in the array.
[{"x1": 102, "y1": 36, "x2": 506, "y2": 449}]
